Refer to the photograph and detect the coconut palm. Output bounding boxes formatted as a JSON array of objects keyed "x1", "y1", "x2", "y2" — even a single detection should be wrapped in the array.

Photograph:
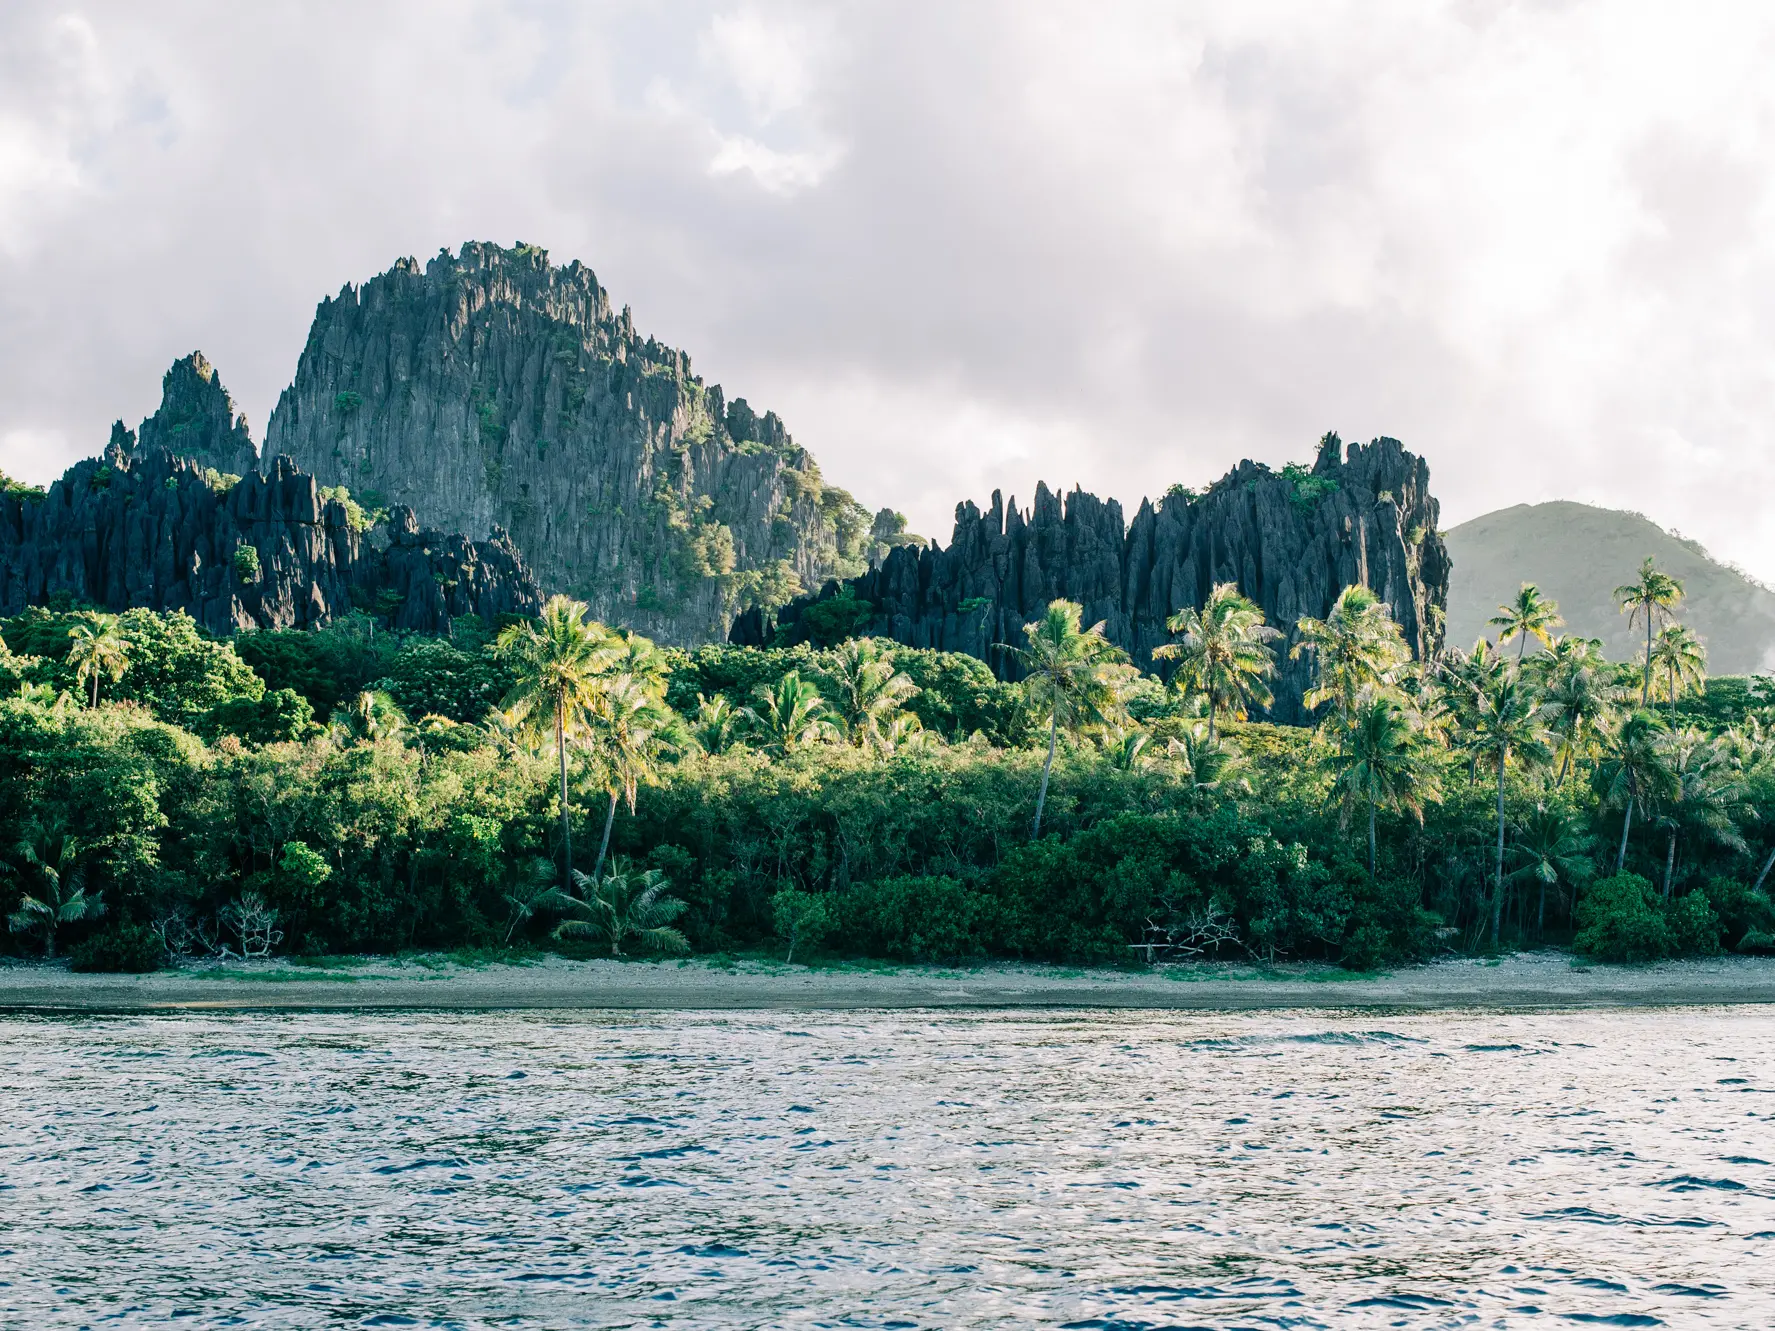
[
  {"x1": 1165, "y1": 724, "x2": 1252, "y2": 796},
  {"x1": 66, "y1": 616, "x2": 130, "y2": 708},
  {"x1": 743, "y1": 672, "x2": 839, "y2": 755},
  {"x1": 1467, "y1": 674, "x2": 1553, "y2": 947},
  {"x1": 328, "y1": 689, "x2": 407, "y2": 744},
  {"x1": 1650, "y1": 623, "x2": 1707, "y2": 712},
  {"x1": 1326, "y1": 689, "x2": 1442, "y2": 879},
  {"x1": 1438, "y1": 638, "x2": 1506, "y2": 785},
  {"x1": 495, "y1": 595, "x2": 622, "y2": 890},
  {"x1": 1593, "y1": 710, "x2": 1673, "y2": 873},
  {"x1": 690, "y1": 693, "x2": 743, "y2": 755},
  {"x1": 585, "y1": 670, "x2": 674, "y2": 883},
  {"x1": 1539, "y1": 639, "x2": 1618, "y2": 783},
  {"x1": 1656, "y1": 731, "x2": 1747, "y2": 898},
  {"x1": 822, "y1": 638, "x2": 920, "y2": 753},
  {"x1": 551, "y1": 860, "x2": 689, "y2": 958},
  {"x1": 1616, "y1": 557, "x2": 1685, "y2": 706},
  {"x1": 1001, "y1": 600, "x2": 1130, "y2": 839},
  {"x1": 1293, "y1": 586, "x2": 1410, "y2": 730},
  {"x1": 6, "y1": 828, "x2": 104, "y2": 958},
  {"x1": 1489, "y1": 583, "x2": 1563, "y2": 662},
  {"x1": 1152, "y1": 583, "x2": 1280, "y2": 743},
  {"x1": 1508, "y1": 804, "x2": 1594, "y2": 939}
]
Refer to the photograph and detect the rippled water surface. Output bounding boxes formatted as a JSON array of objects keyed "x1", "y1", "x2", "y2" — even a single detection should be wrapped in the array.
[{"x1": 3, "y1": 1008, "x2": 1774, "y2": 1328}]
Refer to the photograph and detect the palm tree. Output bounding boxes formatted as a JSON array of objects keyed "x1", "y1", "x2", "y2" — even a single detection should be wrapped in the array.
[
  {"x1": 1293, "y1": 586, "x2": 1410, "y2": 730},
  {"x1": 742, "y1": 672, "x2": 839, "y2": 755},
  {"x1": 495, "y1": 595, "x2": 621, "y2": 890},
  {"x1": 1001, "y1": 600, "x2": 1130, "y2": 839},
  {"x1": 1508, "y1": 804, "x2": 1594, "y2": 938},
  {"x1": 66, "y1": 616, "x2": 130, "y2": 708},
  {"x1": 1650, "y1": 623, "x2": 1707, "y2": 712},
  {"x1": 1436, "y1": 638, "x2": 1505, "y2": 785},
  {"x1": 1657, "y1": 731, "x2": 1746, "y2": 898},
  {"x1": 6, "y1": 828, "x2": 104, "y2": 958},
  {"x1": 1151, "y1": 582, "x2": 1280, "y2": 743},
  {"x1": 1326, "y1": 689, "x2": 1441, "y2": 879},
  {"x1": 586, "y1": 671, "x2": 673, "y2": 883},
  {"x1": 1165, "y1": 724, "x2": 1252, "y2": 796},
  {"x1": 1592, "y1": 710, "x2": 1672, "y2": 873},
  {"x1": 551, "y1": 860, "x2": 689, "y2": 958},
  {"x1": 1538, "y1": 639, "x2": 1618, "y2": 784},
  {"x1": 690, "y1": 693, "x2": 743, "y2": 755},
  {"x1": 822, "y1": 638, "x2": 920, "y2": 753},
  {"x1": 328, "y1": 689, "x2": 406, "y2": 744},
  {"x1": 1489, "y1": 583, "x2": 1563, "y2": 662},
  {"x1": 1468, "y1": 674, "x2": 1552, "y2": 947},
  {"x1": 1615, "y1": 557, "x2": 1684, "y2": 706}
]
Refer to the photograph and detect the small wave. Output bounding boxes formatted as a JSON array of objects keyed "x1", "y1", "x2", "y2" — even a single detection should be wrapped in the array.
[
  {"x1": 372, "y1": 1157, "x2": 469, "y2": 1175},
  {"x1": 1560, "y1": 1316, "x2": 1662, "y2": 1327},
  {"x1": 1650, "y1": 1283, "x2": 1724, "y2": 1298},
  {"x1": 1348, "y1": 1293, "x2": 1455, "y2": 1309},
  {"x1": 1651, "y1": 1176, "x2": 1746, "y2": 1192}
]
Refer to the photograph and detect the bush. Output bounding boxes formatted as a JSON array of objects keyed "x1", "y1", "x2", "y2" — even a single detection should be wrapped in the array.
[
  {"x1": 69, "y1": 922, "x2": 165, "y2": 973},
  {"x1": 1574, "y1": 874, "x2": 1672, "y2": 963},
  {"x1": 838, "y1": 875, "x2": 990, "y2": 963},
  {"x1": 233, "y1": 545, "x2": 262, "y2": 583},
  {"x1": 1668, "y1": 889, "x2": 1723, "y2": 956}
]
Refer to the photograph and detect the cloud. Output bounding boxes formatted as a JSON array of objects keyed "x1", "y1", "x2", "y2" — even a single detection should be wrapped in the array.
[{"x1": 4, "y1": 1, "x2": 1775, "y2": 578}]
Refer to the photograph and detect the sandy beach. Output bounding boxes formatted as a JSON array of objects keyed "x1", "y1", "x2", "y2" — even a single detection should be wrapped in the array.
[{"x1": 2, "y1": 951, "x2": 1775, "y2": 1012}]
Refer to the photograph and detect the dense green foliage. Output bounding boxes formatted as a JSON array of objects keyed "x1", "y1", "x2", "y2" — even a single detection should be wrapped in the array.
[{"x1": 6, "y1": 560, "x2": 1775, "y2": 973}]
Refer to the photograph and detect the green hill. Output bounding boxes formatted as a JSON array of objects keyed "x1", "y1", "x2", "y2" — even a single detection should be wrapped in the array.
[{"x1": 1444, "y1": 501, "x2": 1775, "y2": 675}]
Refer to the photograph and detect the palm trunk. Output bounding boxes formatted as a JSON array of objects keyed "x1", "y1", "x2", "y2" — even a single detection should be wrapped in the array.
[
  {"x1": 1616, "y1": 792, "x2": 1634, "y2": 872},
  {"x1": 1207, "y1": 695, "x2": 1217, "y2": 747},
  {"x1": 1032, "y1": 708, "x2": 1059, "y2": 840},
  {"x1": 1662, "y1": 833, "x2": 1675, "y2": 899},
  {"x1": 1557, "y1": 749, "x2": 1571, "y2": 785},
  {"x1": 556, "y1": 697, "x2": 572, "y2": 891},
  {"x1": 1754, "y1": 844, "x2": 1775, "y2": 895},
  {"x1": 90, "y1": 673, "x2": 99, "y2": 709},
  {"x1": 1491, "y1": 747, "x2": 1508, "y2": 948},
  {"x1": 1367, "y1": 797, "x2": 1377, "y2": 881},
  {"x1": 1537, "y1": 878, "x2": 1546, "y2": 940},
  {"x1": 1643, "y1": 616, "x2": 1653, "y2": 707},
  {"x1": 593, "y1": 789, "x2": 618, "y2": 884}
]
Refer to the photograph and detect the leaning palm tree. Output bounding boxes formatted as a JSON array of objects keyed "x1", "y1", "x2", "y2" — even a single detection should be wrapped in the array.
[
  {"x1": 1649, "y1": 623, "x2": 1707, "y2": 712},
  {"x1": 1152, "y1": 582, "x2": 1280, "y2": 743},
  {"x1": 552, "y1": 860, "x2": 690, "y2": 958},
  {"x1": 66, "y1": 616, "x2": 130, "y2": 708},
  {"x1": 1592, "y1": 710, "x2": 1673, "y2": 873},
  {"x1": 1489, "y1": 583, "x2": 1563, "y2": 662},
  {"x1": 1326, "y1": 689, "x2": 1441, "y2": 879},
  {"x1": 1293, "y1": 586, "x2": 1410, "y2": 731},
  {"x1": 585, "y1": 670, "x2": 674, "y2": 883},
  {"x1": 6, "y1": 828, "x2": 104, "y2": 958},
  {"x1": 1615, "y1": 557, "x2": 1685, "y2": 706},
  {"x1": 742, "y1": 672, "x2": 839, "y2": 756},
  {"x1": 822, "y1": 638, "x2": 920, "y2": 753},
  {"x1": 1001, "y1": 600, "x2": 1130, "y2": 839},
  {"x1": 1467, "y1": 674, "x2": 1553, "y2": 947},
  {"x1": 495, "y1": 595, "x2": 622, "y2": 890}
]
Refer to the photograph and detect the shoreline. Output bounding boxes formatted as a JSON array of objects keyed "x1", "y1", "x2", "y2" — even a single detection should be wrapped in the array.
[{"x1": 3, "y1": 951, "x2": 1775, "y2": 1013}]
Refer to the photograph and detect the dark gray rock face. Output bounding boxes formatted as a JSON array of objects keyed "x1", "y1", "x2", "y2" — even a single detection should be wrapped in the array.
[
  {"x1": 736, "y1": 436, "x2": 1451, "y2": 723},
  {"x1": 0, "y1": 447, "x2": 539, "y2": 635},
  {"x1": 128, "y1": 352, "x2": 261, "y2": 478},
  {"x1": 263, "y1": 241, "x2": 878, "y2": 645}
]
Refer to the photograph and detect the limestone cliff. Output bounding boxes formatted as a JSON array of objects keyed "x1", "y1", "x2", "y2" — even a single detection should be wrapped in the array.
[
  {"x1": 0, "y1": 445, "x2": 539, "y2": 636},
  {"x1": 264, "y1": 241, "x2": 881, "y2": 644},
  {"x1": 736, "y1": 435, "x2": 1451, "y2": 723}
]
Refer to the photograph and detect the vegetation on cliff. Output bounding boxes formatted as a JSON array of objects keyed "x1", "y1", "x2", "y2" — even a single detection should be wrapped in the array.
[{"x1": 4, "y1": 544, "x2": 1774, "y2": 975}]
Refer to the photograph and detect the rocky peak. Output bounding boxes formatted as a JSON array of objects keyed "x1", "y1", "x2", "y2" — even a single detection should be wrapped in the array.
[
  {"x1": 262, "y1": 241, "x2": 887, "y2": 645},
  {"x1": 130, "y1": 351, "x2": 260, "y2": 479},
  {"x1": 737, "y1": 435, "x2": 1451, "y2": 723}
]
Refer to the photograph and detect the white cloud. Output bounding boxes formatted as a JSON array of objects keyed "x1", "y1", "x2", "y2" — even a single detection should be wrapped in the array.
[{"x1": 5, "y1": 0, "x2": 1775, "y2": 582}]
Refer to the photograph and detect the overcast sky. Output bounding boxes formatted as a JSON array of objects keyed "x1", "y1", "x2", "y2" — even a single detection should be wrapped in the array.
[{"x1": 5, "y1": 2, "x2": 1775, "y2": 576}]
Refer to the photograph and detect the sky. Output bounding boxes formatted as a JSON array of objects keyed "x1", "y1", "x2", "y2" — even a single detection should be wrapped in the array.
[{"x1": 5, "y1": 2, "x2": 1775, "y2": 577}]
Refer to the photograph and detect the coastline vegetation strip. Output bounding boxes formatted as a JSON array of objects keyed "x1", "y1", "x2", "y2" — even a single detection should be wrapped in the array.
[{"x1": 3, "y1": 562, "x2": 1774, "y2": 979}]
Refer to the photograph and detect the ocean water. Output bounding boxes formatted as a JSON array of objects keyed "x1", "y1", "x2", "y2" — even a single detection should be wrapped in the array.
[{"x1": 1, "y1": 1008, "x2": 1772, "y2": 1328}]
